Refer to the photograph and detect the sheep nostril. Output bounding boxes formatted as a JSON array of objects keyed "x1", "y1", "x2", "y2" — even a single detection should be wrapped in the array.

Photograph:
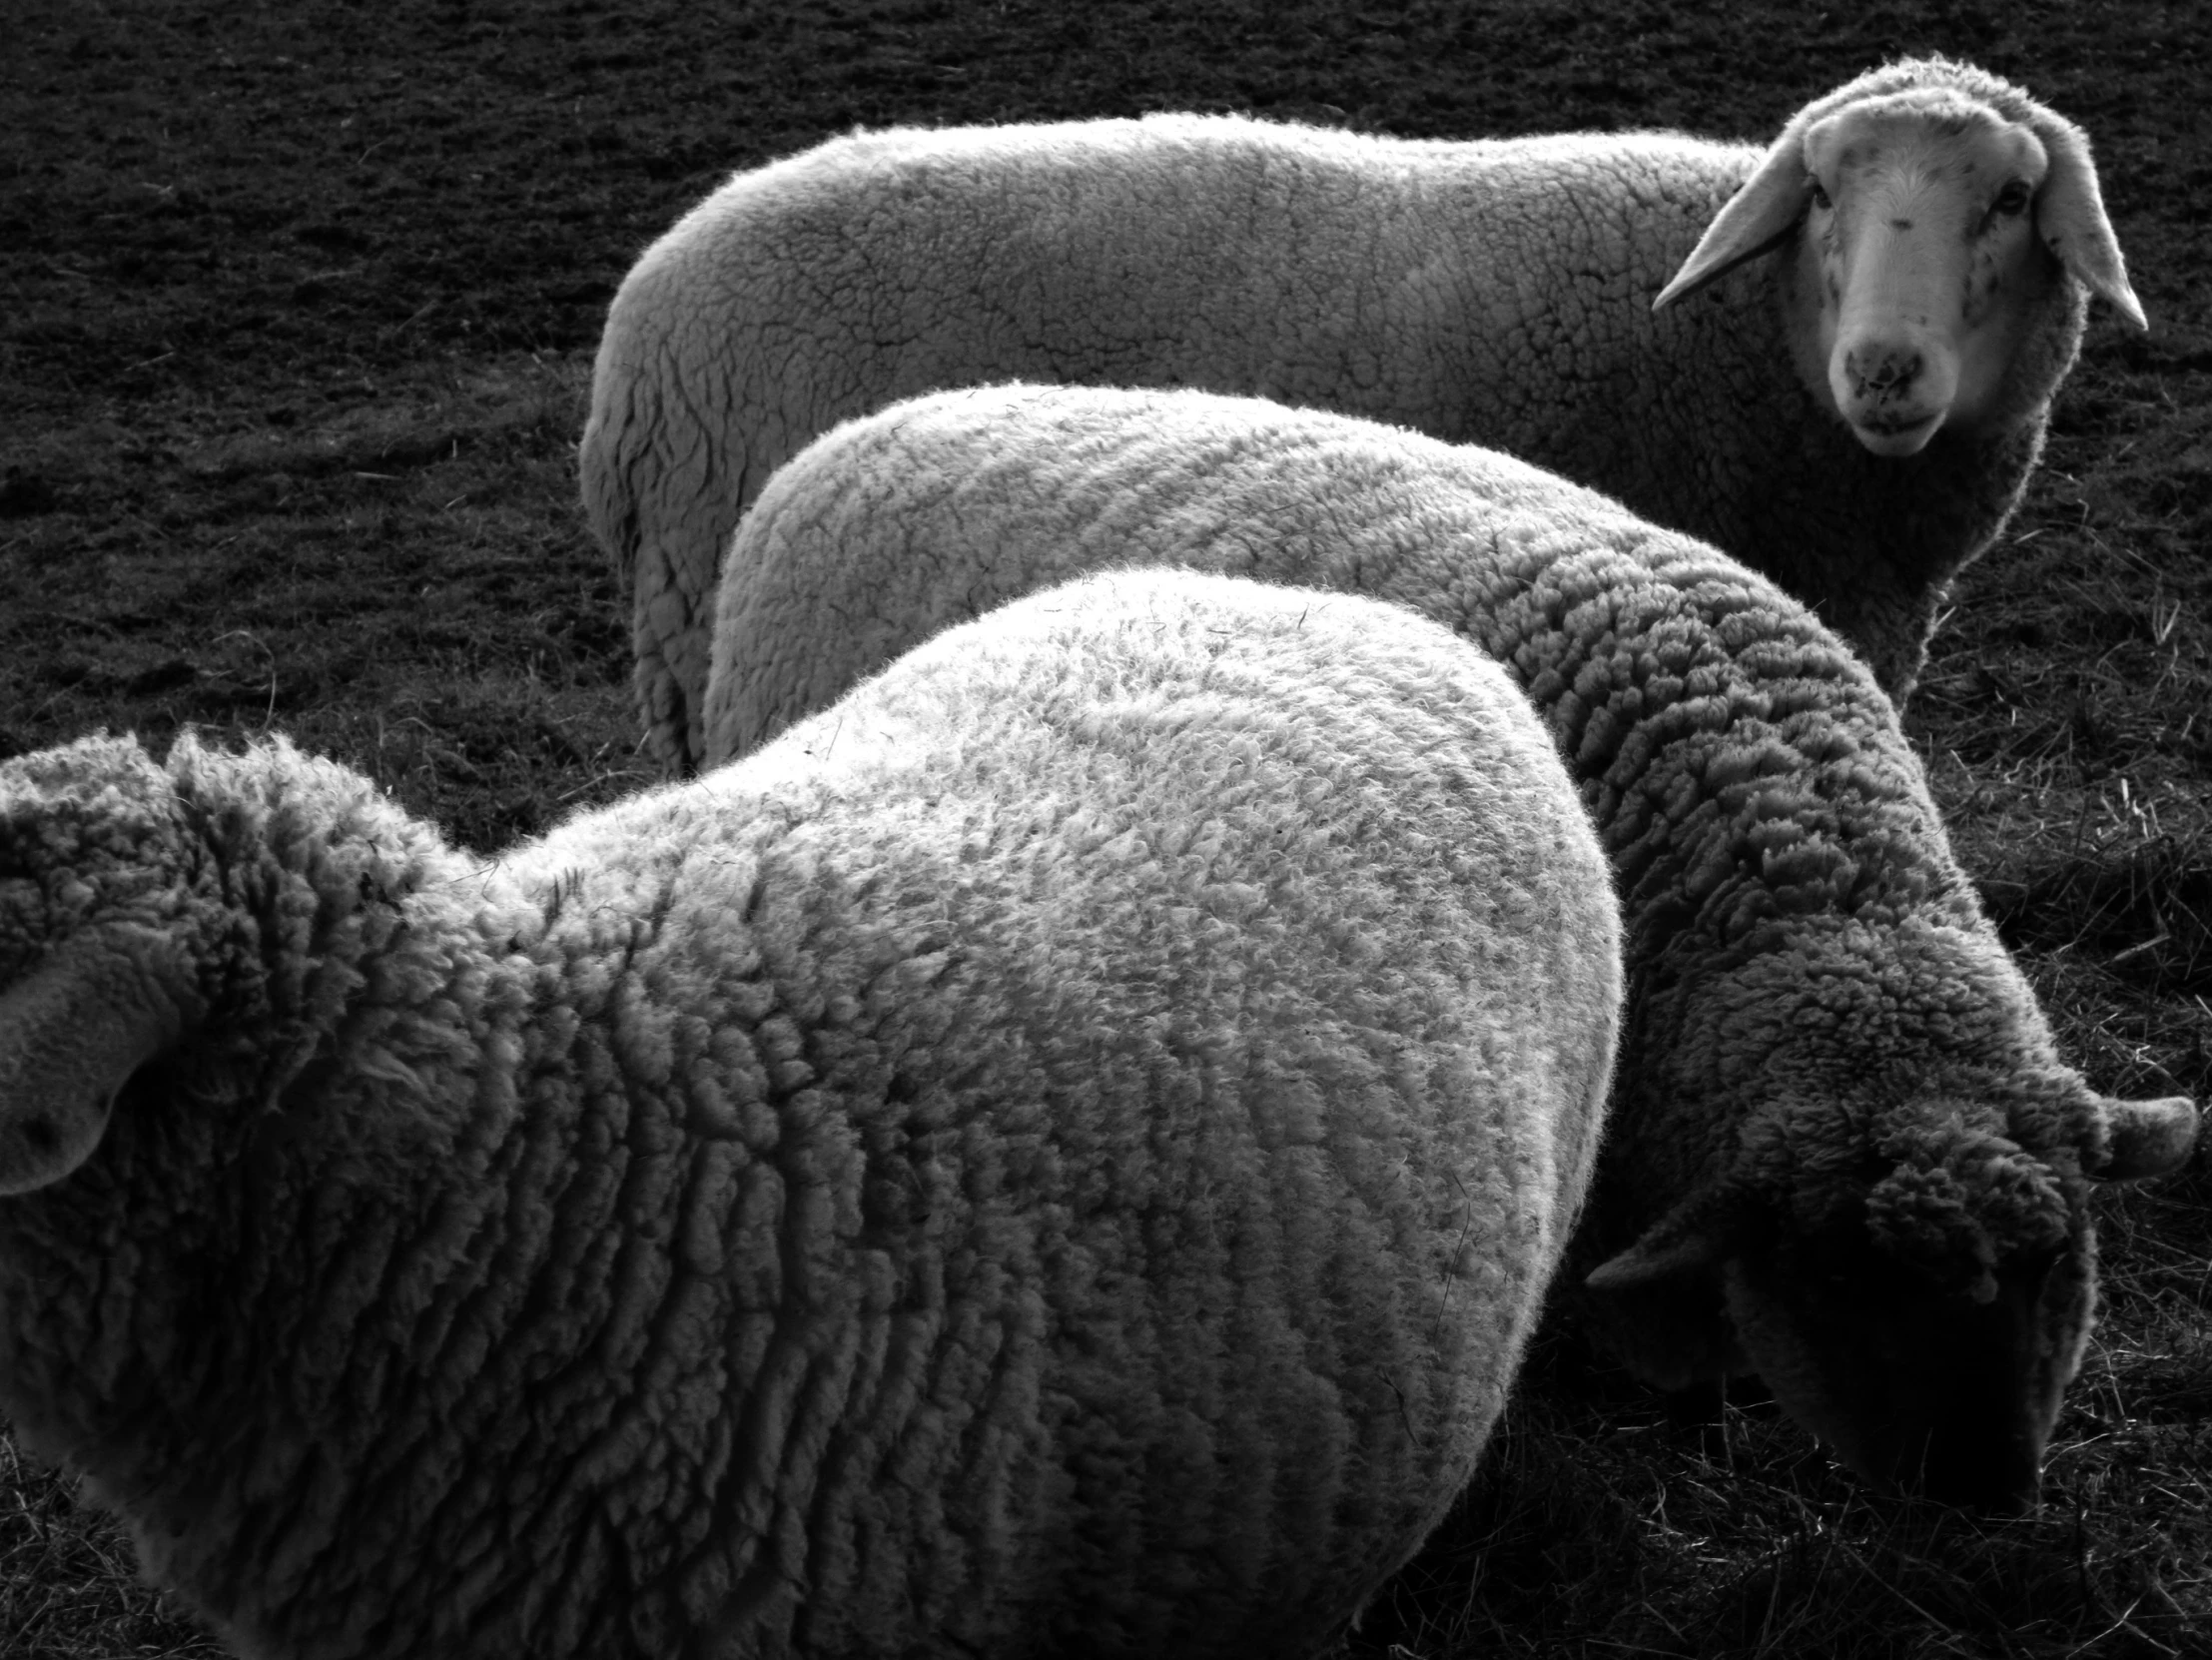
[{"x1": 1845, "y1": 347, "x2": 1922, "y2": 397}]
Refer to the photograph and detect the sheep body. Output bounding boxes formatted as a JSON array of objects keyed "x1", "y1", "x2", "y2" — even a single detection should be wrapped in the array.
[
  {"x1": 584, "y1": 55, "x2": 2141, "y2": 768},
  {"x1": 698, "y1": 383, "x2": 2197, "y2": 1510},
  {"x1": 0, "y1": 568, "x2": 1621, "y2": 1658}
]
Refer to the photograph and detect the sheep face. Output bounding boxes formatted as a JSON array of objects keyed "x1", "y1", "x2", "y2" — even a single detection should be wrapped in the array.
[
  {"x1": 1801, "y1": 91, "x2": 2062, "y2": 457},
  {"x1": 1592, "y1": 1077, "x2": 2197, "y2": 1510},
  {"x1": 1582, "y1": 913, "x2": 2197, "y2": 1510},
  {"x1": 1656, "y1": 58, "x2": 2144, "y2": 465},
  {"x1": 1720, "y1": 1130, "x2": 2091, "y2": 1514}
]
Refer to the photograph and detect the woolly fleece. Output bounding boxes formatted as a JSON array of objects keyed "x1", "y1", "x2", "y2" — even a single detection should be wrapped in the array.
[
  {"x1": 583, "y1": 56, "x2": 2135, "y2": 769},
  {"x1": 0, "y1": 568, "x2": 1621, "y2": 1659},
  {"x1": 696, "y1": 383, "x2": 2197, "y2": 1509}
]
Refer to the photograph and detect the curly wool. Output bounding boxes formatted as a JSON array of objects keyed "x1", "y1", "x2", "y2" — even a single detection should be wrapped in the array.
[
  {"x1": 696, "y1": 384, "x2": 2195, "y2": 1508},
  {"x1": 1865, "y1": 1122, "x2": 2073, "y2": 1301},
  {"x1": 585, "y1": 56, "x2": 2132, "y2": 769},
  {"x1": 0, "y1": 568, "x2": 1620, "y2": 1659}
]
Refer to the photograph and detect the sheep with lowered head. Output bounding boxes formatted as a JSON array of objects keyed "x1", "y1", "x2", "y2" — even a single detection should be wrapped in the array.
[
  {"x1": 582, "y1": 53, "x2": 2144, "y2": 769},
  {"x1": 697, "y1": 382, "x2": 2197, "y2": 1512},
  {"x1": 0, "y1": 565, "x2": 1622, "y2": 1659}
]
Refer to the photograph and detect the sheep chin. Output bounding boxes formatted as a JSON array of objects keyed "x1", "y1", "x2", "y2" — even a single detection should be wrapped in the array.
[{"x1": 1843, "y1": 407, "x2": 1946, "y2": 457}]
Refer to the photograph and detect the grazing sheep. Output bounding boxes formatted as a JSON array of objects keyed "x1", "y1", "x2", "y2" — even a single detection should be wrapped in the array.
[
  {"x1": 697, "y1": 383, "x2": 2198, "y2": 1511},
  {"x1": 582, "y1": 54, "x2": 2144, "y2": 770},
  {"x1": 0, "y1": 567, "x2": 1622, "y2": 1660}
]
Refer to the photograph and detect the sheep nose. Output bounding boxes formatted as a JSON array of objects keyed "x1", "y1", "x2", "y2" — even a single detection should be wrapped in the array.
[{"x1": 1846, "y1": 344, "x2": 1923, "y2": 398}]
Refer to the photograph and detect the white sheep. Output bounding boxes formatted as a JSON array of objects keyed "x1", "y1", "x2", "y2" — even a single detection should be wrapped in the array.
[
  {"x1": 0, "y1": 566, "x2": 1622, "y2": 1659},
  {"x1": 696, "y1": 382, "x2": 2198, "y2": 1511},
  {"x1": 581, "y1": 54, "x2": 2144, "y2": 771}
]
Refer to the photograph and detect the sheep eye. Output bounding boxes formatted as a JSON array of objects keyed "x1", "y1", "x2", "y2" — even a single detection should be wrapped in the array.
[
  {"x1": 1992, "y1": 180, "x2": 2031, "y2": 217},
  {"x1": 1809, "y1": 179, "x2": 1833, "y2": 211}
]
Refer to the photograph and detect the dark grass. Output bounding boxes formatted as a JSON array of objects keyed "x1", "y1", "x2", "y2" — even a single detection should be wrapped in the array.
[
  {"x1": 0, "y1": 1451, "x2": 227, "y2": 1659},
  {"x1": 2, "y1": 1, "x2": 2208, "y2": 1654}
]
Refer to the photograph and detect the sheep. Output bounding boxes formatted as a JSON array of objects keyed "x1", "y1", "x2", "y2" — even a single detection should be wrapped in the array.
[
  {"x1": 581, "y1": 54, "x2": 2145, "y2": 772},
  {"x1": 0, "y1": 565, "x2": 1623, "y2": 1660},
  {"x1": 695, "y1": 382, "x2": 2198, "y2": 1511}
]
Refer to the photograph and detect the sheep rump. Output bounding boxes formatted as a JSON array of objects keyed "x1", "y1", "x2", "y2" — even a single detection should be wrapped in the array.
[
  {"x1": 0, "y1": 567, "x2": 1621, "y2": 1658},
  {"x1": 698, "y1": 383, "x2": 2197, "y2": 1511},
  {"x1": 584, "y1": 54, "x2": 2141, "y2": 769}
]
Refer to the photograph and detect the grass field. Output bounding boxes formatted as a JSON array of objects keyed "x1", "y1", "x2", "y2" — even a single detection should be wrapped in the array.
[{"x1": 1, "y1": 0, "x2": 2207, "y2": 1654}]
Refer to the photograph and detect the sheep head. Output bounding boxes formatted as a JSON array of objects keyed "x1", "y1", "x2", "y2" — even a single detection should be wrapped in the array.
[
  {"x1": 1653, "y1": 57, "x2": 2144, "y2": 458},
  {"x1": 0, "y1": 730, "x2": 453, "y2": 1199},
  {"x1": 1586, "y1": 1084, "x2": 2196, "y2": 1512}
]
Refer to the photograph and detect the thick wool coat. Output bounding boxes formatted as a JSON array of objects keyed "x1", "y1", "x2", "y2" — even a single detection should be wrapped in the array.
[
  {"x1": 585, "y1": 58, "x2": 2125, "y2": 768},
  {"x1": 696, "y1": 384, "x2": 2194, "y2": 1509},
  {"x1": 0, "y1": 569, "x2": 1620, "y2": 1657}
]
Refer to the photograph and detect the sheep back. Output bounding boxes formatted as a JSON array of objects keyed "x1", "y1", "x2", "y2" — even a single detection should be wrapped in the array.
[{"x1": 0, "y1": 566, "x2": 1620, "y2": 1658}]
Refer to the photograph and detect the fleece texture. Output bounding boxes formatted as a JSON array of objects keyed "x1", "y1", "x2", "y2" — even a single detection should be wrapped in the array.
[
  {"x1": 582, "y1": 57, "x2": 2127, "y2": 769},
  {"x1": 0, "y1": 568, "x2": 1620, "y2": 1659},
  {"x1": 695, "y1": 383, "x2": 2195, "y2": 1510}
]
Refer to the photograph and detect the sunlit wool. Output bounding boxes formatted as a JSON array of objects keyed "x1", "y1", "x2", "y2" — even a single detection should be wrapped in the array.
[
  {"x1": 695, "y1": 383, "x2": 2196, "y2": 1513},
  {"x1": 0, "y1": 567, "x2": 1620, "y2": 1659}
]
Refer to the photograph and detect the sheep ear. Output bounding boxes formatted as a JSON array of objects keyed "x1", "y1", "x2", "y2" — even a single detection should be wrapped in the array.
[
  {"x1": 1585, "y1": 1229, "x2": 1725, "y2": 1291},
  {"x1": 1653, "y1": 131, "x2": 1811, "y2": 311},
  {"x1": 2086, "y1": 1094, "x2": 2198, "y2": 1182},
  {"x1": 1584, "y1": 1186, "x2": 1744, "y2": 1290},
  {"x1": 0, "y1": 931, "x2": 196, "y2": 1196},
  {"x1": 2031, "y1": 116, "x2": 2147, "y2": 331}
]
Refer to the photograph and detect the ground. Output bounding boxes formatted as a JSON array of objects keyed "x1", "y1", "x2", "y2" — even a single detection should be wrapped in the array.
[{"x1": 1, "y1": 1, "x2": 2208, "y2": 1655}]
